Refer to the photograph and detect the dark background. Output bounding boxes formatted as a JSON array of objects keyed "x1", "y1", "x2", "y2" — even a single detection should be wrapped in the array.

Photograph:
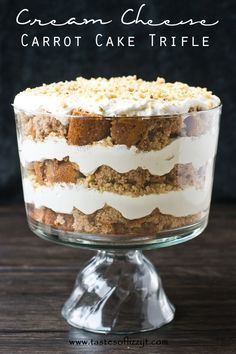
[{"x1": 0, "y1": 0, "x2": 235, "y2": 203}]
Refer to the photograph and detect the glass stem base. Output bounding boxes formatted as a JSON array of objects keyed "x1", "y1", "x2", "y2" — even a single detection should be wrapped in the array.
[{"x1": 61, "y1": 250, "x2": 175, "y2": 334}]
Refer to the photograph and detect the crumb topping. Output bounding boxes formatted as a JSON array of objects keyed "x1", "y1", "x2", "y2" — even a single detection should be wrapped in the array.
[{"x1": 23, "y1": 76, "x2": 216, "y2": 104}]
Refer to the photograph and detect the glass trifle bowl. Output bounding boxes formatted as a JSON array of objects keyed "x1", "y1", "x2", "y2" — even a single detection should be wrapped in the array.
[{"x1": 14, "y1": 76, "x2": 221, "y2": 333}]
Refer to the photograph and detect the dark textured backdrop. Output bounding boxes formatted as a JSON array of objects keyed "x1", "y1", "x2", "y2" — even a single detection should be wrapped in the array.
[{"x1": 0, "y1": 0, "x2": 235, "y2": 202}]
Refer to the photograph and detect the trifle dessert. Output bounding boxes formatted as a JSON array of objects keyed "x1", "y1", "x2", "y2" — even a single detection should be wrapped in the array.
[{"x1": 14, "y1": 76, "x2": 221, "y2": 241}]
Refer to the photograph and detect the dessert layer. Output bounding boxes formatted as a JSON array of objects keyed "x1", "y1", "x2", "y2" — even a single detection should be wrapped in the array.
[
  {"x1": 23, "y1": 178, "x2": 212, "y2": 219},
  {"x1": 28, "y1": 162, "x2": 206, "y2": 195},
  {"x1": 27, "y1": 204, "x2": 202, "y2": 236},
  {"x1": 19, "y1": 132, "x2": 218, "y2": 176},
  {"x1": 14, "y1": 76, "x2": 220, "y2": 124},
  {"x1": 17, "y1": 111, "x2": 217, "y2": 150}
]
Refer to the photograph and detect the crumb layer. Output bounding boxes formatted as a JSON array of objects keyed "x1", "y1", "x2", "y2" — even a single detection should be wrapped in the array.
[
  {"x1": 17, "y1": 110, "x2": 212, "y2": 151},
  {"x1": 27, "y1": 204, "x2": 201, "y2": 236},
  {"x1": 28, "y1": 161, "x2": 206, "y2": 195}
]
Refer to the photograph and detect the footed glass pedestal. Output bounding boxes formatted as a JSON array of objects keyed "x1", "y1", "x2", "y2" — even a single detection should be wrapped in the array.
[
  {"x1": 61, "y1": 250, "x2": 174, "y2": 334},
  {"x1": 28, "y1": 216, "x2": 208, "y2": 334}
]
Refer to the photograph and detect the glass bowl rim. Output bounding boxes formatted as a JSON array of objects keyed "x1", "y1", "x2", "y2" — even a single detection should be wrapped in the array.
[{"x1": 12, "y1": 103, "x2": 222, "y2": 119}]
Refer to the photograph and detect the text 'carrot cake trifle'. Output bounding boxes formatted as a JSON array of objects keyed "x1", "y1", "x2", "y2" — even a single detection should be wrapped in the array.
[{"x1": 14, "y1": 76, "x2": 221, "y2": 238}]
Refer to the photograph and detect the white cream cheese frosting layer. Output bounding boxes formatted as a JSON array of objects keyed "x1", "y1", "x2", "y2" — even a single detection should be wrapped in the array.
[
  {"x1": 19, "y1": 132, "x2": 218, "y2": 176},
  {"x1": 13, "y1": 76, "x2": 221, "y2": 125},
  {"x1": 14, "y1": 94, "x2": 220, "y2": 125},
  {"x1": 23, "y1": 178, "x2": 212, "y2": 219}
]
